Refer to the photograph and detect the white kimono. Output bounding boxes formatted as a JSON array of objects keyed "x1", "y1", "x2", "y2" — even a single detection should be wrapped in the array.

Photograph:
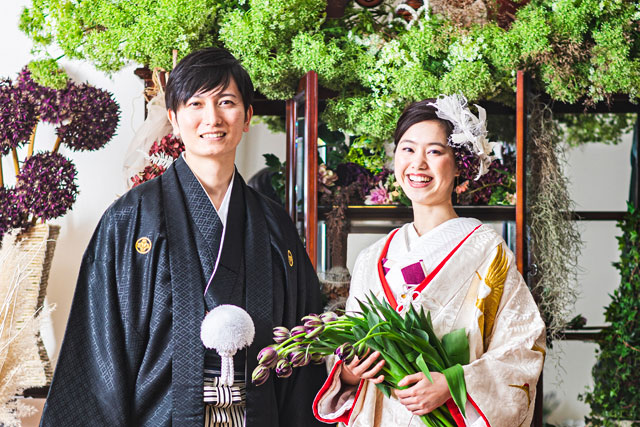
[{"x1": 313, "y1": 218, "x2": 546, "y2": 427}]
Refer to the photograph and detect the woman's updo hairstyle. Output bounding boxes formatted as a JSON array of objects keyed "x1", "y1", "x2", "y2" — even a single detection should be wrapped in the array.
[{"x1": 393, "y1": 99, "x2": 454, "y2": 148}]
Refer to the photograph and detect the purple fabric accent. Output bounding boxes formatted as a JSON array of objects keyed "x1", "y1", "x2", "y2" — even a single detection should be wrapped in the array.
[
  {"x1": 381, "y1": 258, "x2": 391, "y2": 275},
  {"x1": 401, "y1": 261, "x2": 426, "y2": 285}
]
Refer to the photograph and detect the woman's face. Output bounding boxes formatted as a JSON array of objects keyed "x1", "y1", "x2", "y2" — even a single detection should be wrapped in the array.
[{"x1": 394, "y1": 120, "x2": 457, "y2": 208}]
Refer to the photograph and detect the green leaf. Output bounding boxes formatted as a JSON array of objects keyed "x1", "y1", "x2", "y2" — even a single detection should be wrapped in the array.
[
  {"x1": 441, "y1": 329, "x2": 470, "y2": 366},
  {"x1": 415, "y1": 353, "x2": 435, "y2": 386},
  {"x1": 376, "y1": 382, "x2": 392, "y2": 398},
  {"x1": 442, "y1": 364, "x2": 467, "y2": 418}
]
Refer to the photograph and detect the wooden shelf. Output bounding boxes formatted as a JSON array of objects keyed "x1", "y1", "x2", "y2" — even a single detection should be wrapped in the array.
[
  {"x1": 558, "y1": 326, "x2": 605, "y2": 341},
  {"x1": 317, "y1": 206, "x2": 626, "y2": 224}
]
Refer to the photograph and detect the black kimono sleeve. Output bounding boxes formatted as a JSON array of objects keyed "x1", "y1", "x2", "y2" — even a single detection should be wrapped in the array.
[{"x1": 40, "y1": 209, "x2": 144, "y2": 426}]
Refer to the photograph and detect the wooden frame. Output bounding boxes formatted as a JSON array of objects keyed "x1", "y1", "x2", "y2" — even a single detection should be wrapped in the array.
[{"x1": 285, "y1": 71, "x2": 319, "y2": 269}]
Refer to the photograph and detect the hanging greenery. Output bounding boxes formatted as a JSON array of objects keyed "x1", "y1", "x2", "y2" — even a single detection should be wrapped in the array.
[
  {"x1": 580, "y1": 204, "x2": 640, "y2": 425},
  {"x1": 18, "y1": 0, "x2": 640, "y2": 144},
  {"x1": 527, "y1": 97, "x2": 581, "y2": 343}
]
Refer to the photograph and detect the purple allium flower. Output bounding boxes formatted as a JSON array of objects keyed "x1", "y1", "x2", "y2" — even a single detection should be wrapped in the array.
[
  {"x1": 290, "y1": 325, "x2": 307, "y2": 342},
  {"x1": 56, "y1": 82, "x2": 120, "y2": 151},
  {"x1": 272, "y1": 326, "x2": 290, "y2": 344},
  {"x1": 16, "y1": 67, "x2": 65, "y2": 124},
  {"x1": 275, "y1": 359, "x2": 293, "y2": 378},
  {"x1": 0, "y1": 187, "x2": 28, "y2": 239},
  {"x1": 257, "y1": 346, "x2": 278, "y2": 368},
  {"x1": 251, "y1": 365, "x2": 270, "y2": 386},
  {"x1": 15, "y1": 152, "x2": 79, "y2": 221},
  {"x1": 0, "y1": 78, "x2": 38, "y2": 155}
]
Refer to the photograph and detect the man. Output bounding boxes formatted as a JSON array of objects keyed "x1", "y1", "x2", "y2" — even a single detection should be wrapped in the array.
[{"x1": 41, "y1": 48, "x2": 326, "y2": 426}]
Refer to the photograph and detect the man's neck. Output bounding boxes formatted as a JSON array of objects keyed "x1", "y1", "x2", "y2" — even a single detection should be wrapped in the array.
[{"x1": 183, "y1": 153, "x2": 235, "y2": 210}]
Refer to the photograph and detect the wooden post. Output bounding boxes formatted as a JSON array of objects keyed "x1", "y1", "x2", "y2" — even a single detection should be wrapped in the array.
[
  {"x1": 12, "y1": 148, "x2": 20, "y2": 176},
  {"x1": 302, "y1": 71, "x2": 318, "y2": 270},
  {"x1": 518, "y1": 71, "x2": 544, "y2": 427},
  {"x1": 515, "y1": 70, "x2": 526, "y2": 275},
  {"x1": 285, "y1": 99, "x2": 297, "y2": 221}
]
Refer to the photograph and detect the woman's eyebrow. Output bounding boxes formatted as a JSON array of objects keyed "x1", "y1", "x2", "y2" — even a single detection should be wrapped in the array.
[{"x1": 399, "y1": 140, "x2": 447, "y2": 147}]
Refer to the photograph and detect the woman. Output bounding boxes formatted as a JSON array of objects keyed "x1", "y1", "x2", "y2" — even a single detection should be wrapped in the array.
[{"x1": 313, "y1": 95, "x2": 545, "y2": 427}]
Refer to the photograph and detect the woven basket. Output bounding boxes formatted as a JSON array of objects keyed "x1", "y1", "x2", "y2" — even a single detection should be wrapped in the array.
[{"x1": 0, "y1": 223, "x2": 60, "y2": 387}]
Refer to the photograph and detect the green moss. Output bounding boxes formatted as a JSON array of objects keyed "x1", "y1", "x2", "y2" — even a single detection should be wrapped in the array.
[{"x1": 27, "y1": 59, "x2": 68, "y2": 90}]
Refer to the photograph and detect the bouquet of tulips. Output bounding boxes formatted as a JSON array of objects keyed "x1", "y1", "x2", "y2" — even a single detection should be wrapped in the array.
[{"x1": 251, "y1": 294, "x2": 470, "y2": 427}]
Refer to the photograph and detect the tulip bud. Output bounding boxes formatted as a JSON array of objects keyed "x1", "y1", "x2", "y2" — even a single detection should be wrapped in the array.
[
  {"x1": 355, "y1": 342, "x2": 368, "y2": 358},
  {"x1": 272, "y1": 326, "x2": 290, "y2": 344},
  {"x1": 257, "y1": 346, "x2": 278, "y2": 368},
  {"x1": 335, "y1": 342, "x2": 356, "y2": 364},
  {"x1": 303, "y1": 315, "x2": 324, "y2": 339},
  {"x1": 320, "y1": 311, "x2": 338, "y2": 324},
  {"x1": 290, "y1": 325, "x2": 306, "y2": 342},
  {"x1": 275, "y1": 358, "x2": 293, "y2": 378},
  {"x1": 311, "y1": 353, "x2": 325, "y2": 364},
  {"x1": 251, "y1": 365, "x2": 270, "y2": 386},
  {"x1": 288, "y1": 350, "x2": 311, "y2": 367}
]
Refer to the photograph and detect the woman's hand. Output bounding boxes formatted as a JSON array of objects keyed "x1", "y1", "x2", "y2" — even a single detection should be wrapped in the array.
[
  {"x1": 340, "y1": 350, "x2": 386, "y2": 386},
  {"x1": 393, "y1": 372, "x2": 451, "y2": 416}
]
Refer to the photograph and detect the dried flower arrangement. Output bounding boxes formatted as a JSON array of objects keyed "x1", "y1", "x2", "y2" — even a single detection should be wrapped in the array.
[
  {"x1": 130, "y1": 133, "x2": 184, "y2": 187},
  {"x1": 0, "y1": 65, "x2": 120, "y2": 424},
  {"x1": 0, "y1": 65, "x2": 120, "y2": 240}
]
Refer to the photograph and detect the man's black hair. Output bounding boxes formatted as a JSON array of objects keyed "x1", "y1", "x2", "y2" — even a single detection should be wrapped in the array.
[{"x1": 165, "y1": 47, "x2": 254, "y2": 115}]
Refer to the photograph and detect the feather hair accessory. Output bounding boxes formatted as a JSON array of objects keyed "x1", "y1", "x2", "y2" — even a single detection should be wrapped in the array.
[
  {"x1": 428, "y1": 94, "x2": 499, "y2": 179},
  {"x1": 201, "y1": 305, "x2": 255, "y2": 386}
]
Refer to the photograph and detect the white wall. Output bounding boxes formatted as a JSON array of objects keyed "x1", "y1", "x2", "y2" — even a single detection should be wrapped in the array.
[{"x1": 544, "y1": 135, "x2": 633, "y2": 426}]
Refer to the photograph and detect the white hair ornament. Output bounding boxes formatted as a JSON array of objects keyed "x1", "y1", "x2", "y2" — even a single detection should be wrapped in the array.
[
  {"x1": 201, "y1": 305, "x2": 255, "y2": 386},
  {"x1": 428, "y1": 94, "x2": 498, "y2": 179}
]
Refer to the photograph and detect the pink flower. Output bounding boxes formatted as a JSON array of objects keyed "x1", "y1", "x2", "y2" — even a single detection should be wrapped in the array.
[
  {"x1": 364, "y1": 182, "x2": 391, "y2": 205},
  {"x1": 318, "y1": 163, "x2": 338, "y2": 194},
  {"x1": 455, "y1": 180, "x2": 470, "y2": 195}
]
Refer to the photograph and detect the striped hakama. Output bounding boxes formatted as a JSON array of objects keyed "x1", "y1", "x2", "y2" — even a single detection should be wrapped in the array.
[{"x1": 204, "y1": 369, "x2": 246, "y2": 426}]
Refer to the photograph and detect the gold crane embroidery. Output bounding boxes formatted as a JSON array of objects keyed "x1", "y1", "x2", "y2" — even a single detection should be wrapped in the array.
[
  {"x1": 509, "y1": 383, "x2": 531, "y2": 408},
  {"x1": 476, "y1": 244, "x2": 509, "y2": 349},
  {"x1": 532, "y1": 343, "x2": 546, "y2": 358}
]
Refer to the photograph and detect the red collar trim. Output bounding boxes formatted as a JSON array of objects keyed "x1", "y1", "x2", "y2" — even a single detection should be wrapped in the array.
[{"x1": 377, "y1": 224, "x2": 482, "y2": 311}]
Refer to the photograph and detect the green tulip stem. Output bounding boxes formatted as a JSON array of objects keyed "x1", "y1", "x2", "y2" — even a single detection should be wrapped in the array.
[{"x1": 352, "y1": 331, "x2": 391, "y2": 348}]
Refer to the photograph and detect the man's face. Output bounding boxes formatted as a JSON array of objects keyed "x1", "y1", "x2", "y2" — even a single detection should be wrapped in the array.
[{"x1": 168, "y1": 78, "x2": 253, "y2": 162}]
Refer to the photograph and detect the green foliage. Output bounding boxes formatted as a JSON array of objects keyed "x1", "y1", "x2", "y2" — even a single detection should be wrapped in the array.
[
  {"x1": 27, "y1": 58, "x2": 68, "y2": 89},
  {"x1": 262, "y1": 153, "x2": 285, "y2": 204},
  {"x1": 18, "y1": 0, "x2": 640, "y2": 140},
  {"x1": 580, "y1": 204, "x2": 640, "y2": 425},
  {"x1": 557, "y1": 113, "x2": 636, "y2": 146},
  {"x1": 20, "y1": 0, "x2": 225, "y2": 72},
  {"x1": 344, "y1": 135, "x2": 388, "y2": 173},
  {"x1": 219, "y1": 0, "x2": 327, "y2": 99}
]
